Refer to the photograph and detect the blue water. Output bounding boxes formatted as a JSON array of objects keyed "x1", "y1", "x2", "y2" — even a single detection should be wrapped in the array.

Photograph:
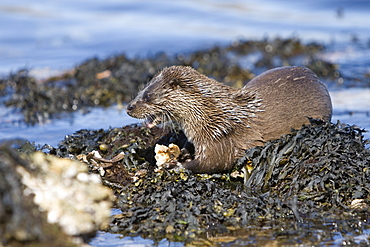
[
  {"x1": 0, "y1": 0, "x2": 370, "y2": 246},
  {"x1": 1, "y1": 0, "x2": 370, "y2": 76}
]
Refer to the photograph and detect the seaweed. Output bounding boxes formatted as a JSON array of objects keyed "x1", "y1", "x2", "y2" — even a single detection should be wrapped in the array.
[{"x1": 48, "y1": 120, "x2": 370, "y2": 244}]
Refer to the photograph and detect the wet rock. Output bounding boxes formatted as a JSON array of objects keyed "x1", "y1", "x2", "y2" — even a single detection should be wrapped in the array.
[{"x1": 0, "y1": 144, "x2": 113, "y2": 246}]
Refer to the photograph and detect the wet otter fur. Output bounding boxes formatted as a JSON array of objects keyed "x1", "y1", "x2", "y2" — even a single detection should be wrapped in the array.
[{"x1": 126, "y1": 66, "x2": 332, "y2": 174}]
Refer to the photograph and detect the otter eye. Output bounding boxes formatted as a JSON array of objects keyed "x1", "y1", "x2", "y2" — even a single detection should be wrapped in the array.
[{"x1": 142, "y1": 91, "x2": 152, "y2": 102}]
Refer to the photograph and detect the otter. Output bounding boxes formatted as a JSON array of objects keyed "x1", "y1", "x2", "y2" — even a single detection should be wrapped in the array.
[{"x1": 126, "y1": 66, "x2": 332, "y2": 174}]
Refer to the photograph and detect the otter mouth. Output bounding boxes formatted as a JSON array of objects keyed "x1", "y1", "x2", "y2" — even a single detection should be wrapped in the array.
[
  {"x1": 145, "y1": 113, "x2": 175, "y2": 129},
  {"x1": 145, "y1": 114, "x2": 162, "y2": 128}
]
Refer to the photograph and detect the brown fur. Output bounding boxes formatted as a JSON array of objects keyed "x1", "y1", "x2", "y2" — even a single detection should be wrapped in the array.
[{"x1": 126, "y1": 66, "x2": 332, "y2": 173}]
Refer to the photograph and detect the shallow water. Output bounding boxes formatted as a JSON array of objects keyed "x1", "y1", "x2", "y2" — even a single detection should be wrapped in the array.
[{"x1": 0, "y1": 0, "x2": 369, "y2": 246}]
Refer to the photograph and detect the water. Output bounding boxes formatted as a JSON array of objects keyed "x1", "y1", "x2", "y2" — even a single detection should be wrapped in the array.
[
  {"x1": 0, "y1": 105, "x2": 138, "y2": 147},
  {"x1": 1, "y1": 0, "x2": 370, "y2": 76},
  {"x1": 0, "y1": 0, "x2": 369, "y2": 246}
]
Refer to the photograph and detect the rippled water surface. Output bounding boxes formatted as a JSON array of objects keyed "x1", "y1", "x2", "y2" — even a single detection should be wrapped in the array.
[
  {"x1": 1, "y1": 0, "x2": 370, "y2": 76},
  {"x1": 0, "y1": 0, "x2": 369, "y2": 246}
]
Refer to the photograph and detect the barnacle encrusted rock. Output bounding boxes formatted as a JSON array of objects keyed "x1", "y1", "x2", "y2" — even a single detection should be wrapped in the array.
[
  {"x1": 19, "y1": 152, "x2": 114, "y2": 236},
  {"x1": 0, "y1": 146, "x2": 113, "y2": 246}
]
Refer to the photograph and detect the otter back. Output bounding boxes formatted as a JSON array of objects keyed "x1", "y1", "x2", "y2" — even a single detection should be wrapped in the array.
[{"x1": 244, "y1": 66, "x2": 332, "y2": 142}]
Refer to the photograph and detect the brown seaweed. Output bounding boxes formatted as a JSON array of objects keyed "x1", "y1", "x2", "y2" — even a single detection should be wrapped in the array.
[{"x1": 47, "y1": 119, "x2": 370, "y2": 244}]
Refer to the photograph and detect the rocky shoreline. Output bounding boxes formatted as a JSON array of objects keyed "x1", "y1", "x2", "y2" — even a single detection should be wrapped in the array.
[{"x1": 2, "y1": 118, "x2": 369, "y2": 246}]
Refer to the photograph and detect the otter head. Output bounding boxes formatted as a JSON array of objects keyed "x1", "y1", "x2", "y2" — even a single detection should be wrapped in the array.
[{"x1": 126, "y1": 66, "x2": 204, "y2": 127}]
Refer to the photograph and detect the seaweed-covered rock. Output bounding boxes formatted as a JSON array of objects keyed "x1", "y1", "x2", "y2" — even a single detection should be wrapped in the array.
[
  {"x1": 237, "y1": 119, "x2": 370, "y2": 245},
  {"x1": 243, "y1": 119, "x2": 370, "y2": 216},
  {"x1": 53, "y1": 124, "x2": 171, "y2": 165},
  {"x1": 50, "y1": 120, "x2": 369, "y2": 244},
  {"x1": 0, "y1": 55, "x2": 170, "y2": 125}
]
